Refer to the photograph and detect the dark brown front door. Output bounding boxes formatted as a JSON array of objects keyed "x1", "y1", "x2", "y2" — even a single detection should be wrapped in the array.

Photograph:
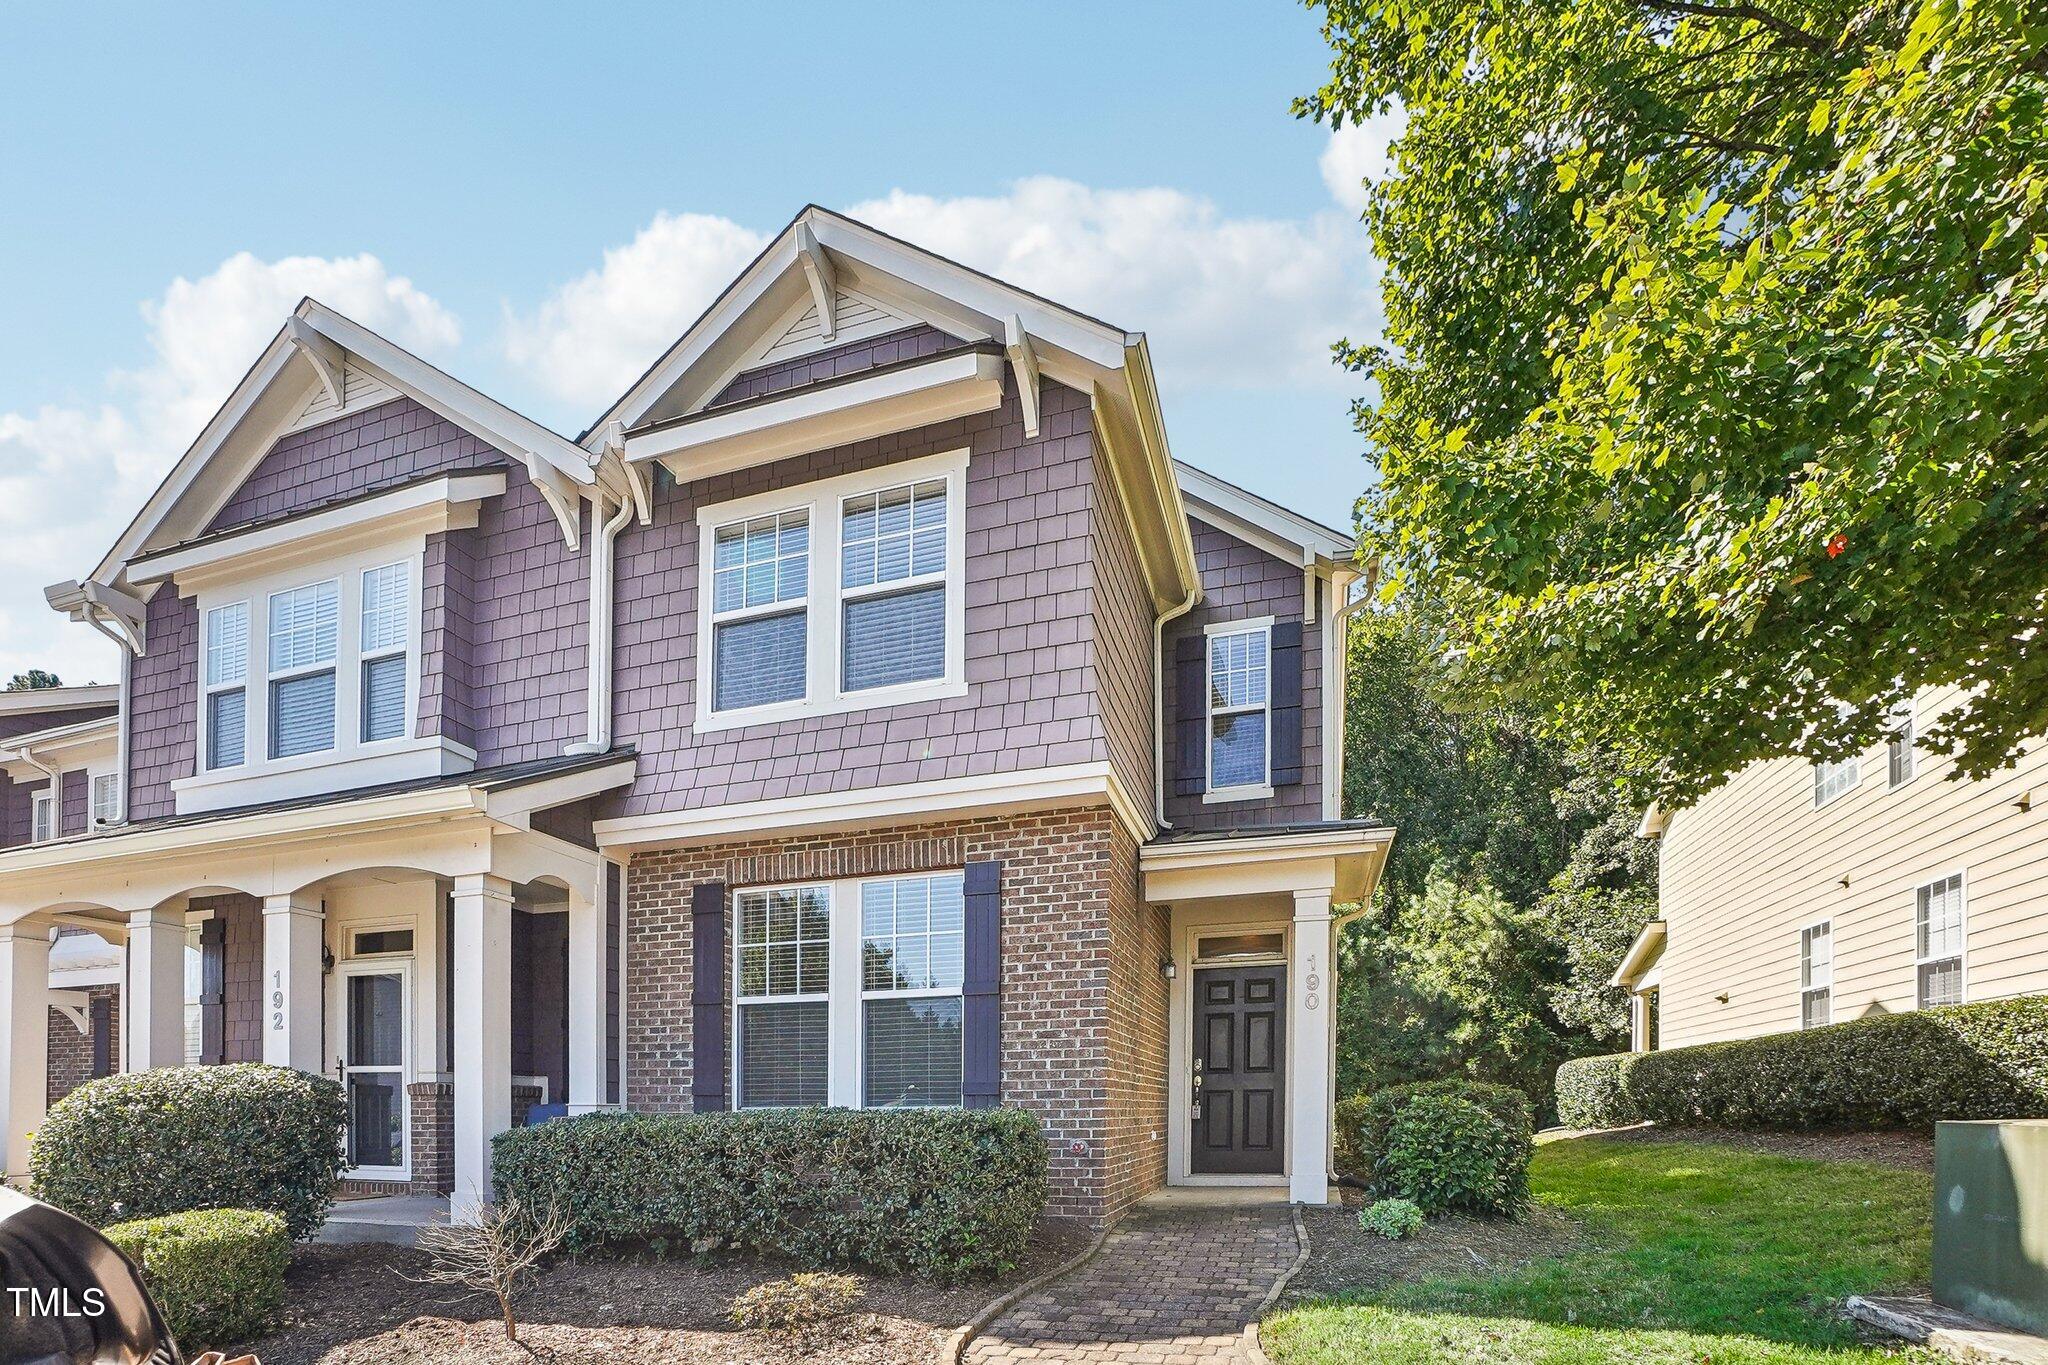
[{"x1": 1191, "y1": 964, "x2": 1285, "y2": 1174}]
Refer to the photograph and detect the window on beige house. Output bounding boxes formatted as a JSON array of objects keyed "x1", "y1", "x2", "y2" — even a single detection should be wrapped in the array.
[
  {"x1": 1812, "y1": 755, "x2": 1860, "y2": 807},
  {"x1": 1800, "y1": 920, "x2": 1832, "y2": 1029},
  {"x1": 1887, "y1": 700, "x2": 1916, "y2": 788},
  {"x1": 1916, "y1": 873, "x2": 1965, "y2": 1007}
]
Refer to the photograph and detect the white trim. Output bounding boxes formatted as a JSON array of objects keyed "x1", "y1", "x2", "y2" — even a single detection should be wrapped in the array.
[
  {"x1": 1812, "y1": 753, "x2": 1862, "y2": 807},
  {"x1": 0, "y1": 685, "x2": 120, "y2": 718},
  {"x1": 594, "y1": 760, "x2": 1152, "y2": 853},
  {"x1": 1913, "y1": 867, "x2": 1969, "y2": 1008},
  {"x1": 29, "y1": 791, "x2": 55, "y2": 845},
  {"x1": 1609, "y1": 919, "x2": 1668, "y2": 988},
  {"x1": 626, "y1": 350, "x2": 1003, "y2": 484},
  {"x1": 1203, "y1": 618, "x2": 1274, "y2": 800},
  {"x1": 692, "y1": 448, "x2": 970, "y2": 733},
  {"x1": 1175, "y1": 463, "x2": 1353, "y2": 565},
  {"x1": 1166, "y1": 911, "x2": 1297, "y2": 1188},
  {"x1": 337, "y1": 957, "x2": 413, "y2": 1182},
  {"x1": 1798, "y1": 916, "x2": 1833, "y2": 1029}
]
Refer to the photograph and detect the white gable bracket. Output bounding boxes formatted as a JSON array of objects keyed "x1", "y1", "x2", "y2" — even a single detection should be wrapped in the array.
[
  {"x1": 524, "y1": 456, "x2": 584, "y2": 549},
  {"x1": 1004, "y1": 314, "x2": 1043, "y2": 439},
  {"x1": 796, "y1": 221, "x2": 837, "y2": 342},
  {"x1": 285, "y1": 316, "x2": 347, "y2": 407},
  {"x1": 593, "y1": 420, "x2": 653, "y2": 525},
  {"x1": 45, "y1": 579, "x2": 148, "y2": 654}
]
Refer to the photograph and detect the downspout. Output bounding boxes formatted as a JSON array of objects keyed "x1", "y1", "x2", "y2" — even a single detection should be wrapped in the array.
[
  {"x1": 568, "y1": 492, "x2": 636, "y2": 756},
  {"x1": 1152, "y1": 587, "x2": 1200, "y2": 831},
  {"x1": 85, "y1": 615, "x2": 133, "y2": 825}
]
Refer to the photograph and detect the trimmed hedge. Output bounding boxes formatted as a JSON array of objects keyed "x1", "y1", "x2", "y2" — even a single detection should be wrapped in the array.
[
  {"x1": 1556, "y1": 995, "x2": 2048, "y2": 1130},
  {"x1": 104, "y1": 1208, "x2": 289, "y2": 1350},
  {"x1": 493, "y1": 1106, "x2": 1047, "y2": 1280},
  {"x1": 1378, "y1": 1094, "x2": 1529, "y2": 1215},
  {"x1": 31, "y1": 1064, "x2": 346, "y2": 1240},
  {"x1": 1335, "y1": 1078, "x2": 1533, "y2": 1205}
]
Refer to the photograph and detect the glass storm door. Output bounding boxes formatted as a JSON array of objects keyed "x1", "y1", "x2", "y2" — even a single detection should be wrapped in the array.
[{"x1": 342, "y1": 965, "x2": 409, "y2": 1176}]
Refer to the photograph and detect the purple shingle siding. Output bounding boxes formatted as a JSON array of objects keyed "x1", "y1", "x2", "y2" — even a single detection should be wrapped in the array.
[
  {"x1": 458, "y1": 476, "x2": 589, "y2": 765},
  {"x1": 206, "y1": 398, "x2": 509, "y2": 533},
  {"x1": 127, "y1": 589, "x2": 199, "y2": 822},
  {"x1": 605, "y1": 376, "x2": 1121, "y2": 817},
  {"x1": 0, "y1": 777, "x2": 46, "y2": 848},
  {"x1": 418, "y1": 527, "x2": 482, "y2": 752},
  {"x1": 1162, "y1": 518, "x2": 1326, "y2": 829},
  {"x1": 0, "y1": 706, "x2": 115, "y2": 742},
  {"x1": 59, "y1": 769, "x2": 88, "y2": 837},
  {"x1": 708, "y1": 325, "x2": 956, "y2": 408},
  {"x1": 1089, "y1": 452, "x2": 1156, "y2": 814}
]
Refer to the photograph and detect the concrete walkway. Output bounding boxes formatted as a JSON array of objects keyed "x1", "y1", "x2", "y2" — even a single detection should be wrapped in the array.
[
  {"x1": 314, "y1": 1193, "x2": 448, "y2": 1246},
  {"x1": 966, "y1": 1204, "x2": 1302, "y2": 1364}
]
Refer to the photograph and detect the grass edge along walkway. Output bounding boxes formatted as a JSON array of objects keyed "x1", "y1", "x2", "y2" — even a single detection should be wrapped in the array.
[{"x1": 1264, "y1": 1134, "x2": 1937, "y2": 1364}]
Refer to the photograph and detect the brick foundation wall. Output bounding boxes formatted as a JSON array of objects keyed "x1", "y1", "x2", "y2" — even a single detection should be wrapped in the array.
[
  {"x1": 624, "y1": 804, "x2": 1159, "y2": 1224},
  {"x1": 46, "y1": 986, "x2": 118, "y2": 1106},
  {"x1": 408, "y1": 1081, "x2": 453, "y2": 1195}
]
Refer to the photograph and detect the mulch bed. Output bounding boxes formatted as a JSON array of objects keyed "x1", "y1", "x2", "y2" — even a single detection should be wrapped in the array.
[
  {"x1": 1549, "y1": 1123, "x2": 1936, "y2": 1172},
  {"x1": 246, "y1": 1219, "x2": 1093, "y2": 1365},
  {"x1": 1285, "y1": 1195, "x2": 1581, "y2": 1304}
]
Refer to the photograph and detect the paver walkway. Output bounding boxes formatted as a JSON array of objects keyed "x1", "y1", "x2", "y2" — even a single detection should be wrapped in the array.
[{"x1": 967, "y1": 1204, "x2": 1301, "y2": 1363}]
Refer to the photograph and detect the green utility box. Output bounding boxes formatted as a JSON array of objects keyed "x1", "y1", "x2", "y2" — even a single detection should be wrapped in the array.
[{"x1": 1934, "y1": 1119, "x2": 2048, "y2": 1336}]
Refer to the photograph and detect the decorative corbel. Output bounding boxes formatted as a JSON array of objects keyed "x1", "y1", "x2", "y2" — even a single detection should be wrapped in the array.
[
  {"x1": 594, "y1": 419, "x2": 654, "y2": 525},
  {"x1": 796, "y1": 221, "x2": 837, "y2": 341},
  {"x1": 1005, "y1": 314, "x2": 1042, "y2": 438},
  {"x1": 46, "y1": 579, "x2": 148, "y2": 654},
  {"x1": 285, "y1": 316, "x2": 347, "y2": 407},
  {"x1": 523, "y1": 455, "x2": 585, "y2": 550}
]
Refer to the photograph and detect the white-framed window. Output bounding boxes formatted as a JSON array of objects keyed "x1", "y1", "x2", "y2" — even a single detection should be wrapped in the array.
[
  {"x1": 1799, "y1": 919, "x2": 1832, "y2": 1029},
  {"x1": 1206, "y1": 621, "x2": 1272, "y2": 797},
  {"x1": 89, "y1": 771, "x2": 120, "y2": 827},
  {"x1": 1916, "y1": 871, "x2": 1966, "y2": 1008},
  {"x1": 693, "y1": 448, "x2": 969, "y2": 732},
  {"x1": 358, "y1": 561, "x2": 411, "y2": 744},
  {"x1": 1887, "y1": 699, "x2": 1916, "y2": 788},
  {"x1": 1812, "y1": 753, "x2": 1860, "y2": 807},
  {"x1": 204, "y1": 601, "x2": 250, "y2": 770},
  {"x1": 733, "y1": 883, "x2": 832, "y2": 1108},
  {"x1": 183, "y1": 922, "x2": 205, "y2": 1065},
  {"x1": 266, "y1": 578, "x2": 340, "y2": 760},
  {"x1": 708, "y1": 509, "x2": 810, "y2": 714},
  {"x1": 859, "y1": 872, "x2": 965, "y2": 1108},
  {"x1": 840, "y1": 479, "x2": 948, "y2": 694},
  {"x1": 29, "y1": 790, "x2": 54, "y2": 844}
]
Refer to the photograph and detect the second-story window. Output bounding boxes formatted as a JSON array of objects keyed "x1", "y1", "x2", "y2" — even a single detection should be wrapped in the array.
[
  {"x1": 90, "y1": 772, "x2": 120, "y2": 827},
  {"x1": 1916, "y1": 872, "x2": 1965, "y2": 1007},
  {"x1": 359, "y1": 562, "x2": 410, "y2": 743},
  {"x1": 30, "y1": 790, "x2": 54, "y2": 843},
  {"x1": 1887, "y1": 699, "x2": 1916, "y2": 788},
  {"x1": 204, "y1": 602, "x2": 249, "y2": 770},
  {"x1": 840, "y1": 479, "x2": 947, "y2": 693},
  {"x1": 1812, "y1": 754, "x2": 1860, "y2": 807},
  {"x1": 733, "y1": 883, "x2": 831, "y2": 1108},
  {"x1": 1208, "y1": 625, "x2": 1272, "y2": 793},
  {"x1": 710, "y1": 510, "x2": 809, "y2": 713},
  {"x1": 1799, "y1": 920, "x2": 1832, "y2": 1029},
  {"x1": 267, "y1": 579, "x2": 339, "y2": 760}
]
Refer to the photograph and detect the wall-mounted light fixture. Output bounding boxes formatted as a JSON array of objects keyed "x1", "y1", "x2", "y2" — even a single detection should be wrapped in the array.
[
  {"x1": 1159, "y1": 958, "x2": 1177, "y2": 980},
  {"x1": 1714, "y1": 991, "x2": 1731, "y2": 1004},
  {"x1": 2016, "y1": 790, "x2": 2033, "y2": 813}
]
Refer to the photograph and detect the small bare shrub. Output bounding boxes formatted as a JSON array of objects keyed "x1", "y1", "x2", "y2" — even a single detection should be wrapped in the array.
[
  {"x1": 406, "y1": 1193, "x2": 571, "y2": 1342},
  {"x1": 729, "y1": 1272, "x2": 864, "y2": 1331}
]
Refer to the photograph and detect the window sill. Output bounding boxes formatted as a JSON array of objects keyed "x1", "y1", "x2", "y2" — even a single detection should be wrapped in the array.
[
  {"x1": 1202, "y1": 784, "x2": 1275, "y2": 806},
  {"x1": 694, "y1": 676, "x2": 969, "y2": 735}
]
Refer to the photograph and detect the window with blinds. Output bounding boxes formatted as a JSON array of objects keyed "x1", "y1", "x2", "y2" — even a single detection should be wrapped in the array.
[
  {"x1": 734, "y1": 884, "x2": 830, "y2": 1107},
  {"x1": 268, "y1": 580, "x2": 339, "y2": 759},
  {"x1": 359, "y1": 562, "x2": 410, "y2": 742},
  {"x1": 204, "y1": 601, "x2": 249, "y2": 770},
  {"x1": 90, "y1": 772, "x2": 119, "y2": 827},
  {"x1": 1208, "y1": 626, "x2": 1271, "y2": 791},
  {"x1": 710, "y1": 511, "x2": 809, "y2": 713},
  {"x1": 860, "y1": 873, "x2": 964, "y2": 1108},
  {"x1": 1916, "y1": 873, "x2": 1965, "y2": 1007},
  {"x1": 1799, "y1": 921, "x2": 1832, "y2": 1029},
  {"x1": 841, "y1": 479, "x2": 947, "y2": 693}
]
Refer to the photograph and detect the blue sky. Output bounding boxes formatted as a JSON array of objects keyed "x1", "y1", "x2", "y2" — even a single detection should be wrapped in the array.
[{"x1": 0, "y1": 2, "x2": 1397, "y2": 681}]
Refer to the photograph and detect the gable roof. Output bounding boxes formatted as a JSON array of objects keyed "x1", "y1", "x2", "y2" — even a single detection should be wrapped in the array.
[
  {"x1": 582, "y1": 205, "x2": 1202, "y2": 611},
  {"x1": 1175, "y1": 460, "x2": 1356, "y2": 571},
  {"x1": 79, "y1": 298, "x2": 605, "y2": 596}
]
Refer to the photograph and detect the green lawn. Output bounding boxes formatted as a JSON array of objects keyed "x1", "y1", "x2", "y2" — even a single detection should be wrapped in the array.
[{"x1": 1264, "y1": 1135, "x2": 1937, "y2": 1364}]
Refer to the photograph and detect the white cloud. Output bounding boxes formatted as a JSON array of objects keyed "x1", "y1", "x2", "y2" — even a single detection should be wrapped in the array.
[
  {"x1": 1319, "y1": 104, "x2": 1407, "y2": 217},
  {"x1": 0, "y1": 254, "x2": 458, "y2": 683},
  {"x1": 503, "y1": 180, "x2": 1376, "y2": 410},
  {"x1": 503, "y1": 213, "x2": 768, "y2": 408}
]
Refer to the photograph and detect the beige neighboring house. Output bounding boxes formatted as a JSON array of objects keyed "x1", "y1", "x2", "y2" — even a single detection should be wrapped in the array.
[{"x1": 1615, "y1": 684, "x2": 2048, "y2": 1052}]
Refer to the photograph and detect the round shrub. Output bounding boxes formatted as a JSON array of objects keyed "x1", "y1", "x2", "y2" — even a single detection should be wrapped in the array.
[
  {"x1": 1357, "y1": 1197, "x2": 1426, "y2": 1240},
  {"x1": 1376, "y1": 1094, "x2": 1528, "y2": 1216},
  {"x1": 1340, "y1": 1078, "x2": 1534, "y2": 1204},
  {"x1": 31, "y1": 1063, "x2": 346, "y2": 1240},
  {"x1": 103, "y1": 1208, "x2": 289, "y2": 1350}
]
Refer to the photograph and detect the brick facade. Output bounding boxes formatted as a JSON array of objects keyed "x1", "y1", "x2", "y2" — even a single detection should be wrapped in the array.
[
  {"x1": 625, "y1": 805, "x2": 1167, "y2": 1224},
  {"x1": 46, "y1": 985, "x2": 118, "y2": 1106},
  {"x1": 408, "y1": 1081, "x2": 454, "y2": 1195}
]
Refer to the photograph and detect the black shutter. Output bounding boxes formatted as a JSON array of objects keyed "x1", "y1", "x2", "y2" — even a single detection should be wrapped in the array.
[
  {"x1": 89, "y1": 995, "x2": 113, "y2": 1079},
  {"x1": 198, "y1": 916, "x2": 226, "y2": 1065},
  {"x1": 606, "y1": 863, "x2": 622, "y2": 1106},
  {"x1": 1270, "y1": 620, "x2": 1305, "y2": 786},
  {"x1": 962, "y1": 860, "x2": 1002, "y2": 1109},
  {"x1": 690, "y1": 881, "x2": 729, "y2": 1112},
  {"x1": 1173, "y1": 633, "x2": 1207, "y2": 797}
]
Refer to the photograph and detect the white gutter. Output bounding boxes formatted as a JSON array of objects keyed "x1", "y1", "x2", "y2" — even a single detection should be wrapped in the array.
[
  {"x1": 1152, "y1": 587, "x2": 1201, "y2": 830},
  {"x1": 568, "y1": 492, "x2": 636, "y2": 756},
  {"x1": 84, "y1": 613, "x2": 134, "y2": 825}
]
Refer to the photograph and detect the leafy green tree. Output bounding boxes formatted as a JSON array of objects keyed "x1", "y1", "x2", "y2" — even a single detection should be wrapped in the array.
[
  {"x1": 1303, "y1": 0, "x2": 2048, "y2": 802},
  {"x1": 1536, "y1": 756, "x2": 1662, "y2": 1044},
  {"x1": 5, "y1": 670, "x2": 61, "y2": 691}
]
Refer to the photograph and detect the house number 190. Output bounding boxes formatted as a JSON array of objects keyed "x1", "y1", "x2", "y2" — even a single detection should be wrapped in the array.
[{"x1": 1304, "y1": 953, "x2": 1320, "y2": 1011}]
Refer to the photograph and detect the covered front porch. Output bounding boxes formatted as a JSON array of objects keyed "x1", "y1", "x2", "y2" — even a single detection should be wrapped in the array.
[
  {"x1": 0, "y1": 753, "x2": 632, "y2": 1220},
  {"x1": 1140, "y1": 822, "x2": 1391, "y2": 1205}
]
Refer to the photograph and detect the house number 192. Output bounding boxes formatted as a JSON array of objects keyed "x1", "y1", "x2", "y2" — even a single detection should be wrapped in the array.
[{"x1": 272, "y1": 970, "x2": 285, "y2": 1031}]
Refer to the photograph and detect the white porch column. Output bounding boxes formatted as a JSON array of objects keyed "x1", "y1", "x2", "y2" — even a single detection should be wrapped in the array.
[
  {"x1": 0, "y1": 920, "x2": 52, "y2": 1179},
  {"x1": 126, "y1": 907, "x2": 187, "y2": 1072},
  {"x1": 451, "y1": 873, "x2": 513, "y2": 1222},
  {"x1": 1289, "y1": 888, "x2": 1336, "y2": 1205},
  {"x1": 566, "y1": 880, "x2": 607, "y2": 1113},
  {"x1": 262, "y1": 893, "x2": 326, "y2": 1073}
]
